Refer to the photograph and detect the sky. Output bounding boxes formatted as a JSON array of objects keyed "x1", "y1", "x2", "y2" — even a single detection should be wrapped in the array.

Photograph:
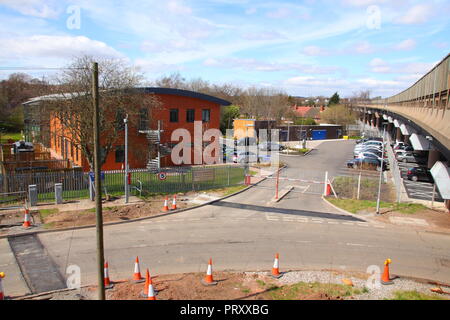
[{"x1": 0, "y1": 0, "x2": 449, "y2": 98}]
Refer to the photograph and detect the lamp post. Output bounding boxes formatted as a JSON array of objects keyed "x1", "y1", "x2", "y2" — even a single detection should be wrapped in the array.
[
  {"x1": 376, "y1": 122, "x2": 388, "y2": 215},
  {"x1": 124, "y1": 114, "x2": 129, "y2": 204},
  {"x1": 245, "y1": 123, "x2": 255, "y2": 176}
]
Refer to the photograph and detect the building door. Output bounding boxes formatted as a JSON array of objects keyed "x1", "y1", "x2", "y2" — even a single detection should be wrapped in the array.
[{"x1": 312, "y1": 130, "x2": 327, "y2": 140}]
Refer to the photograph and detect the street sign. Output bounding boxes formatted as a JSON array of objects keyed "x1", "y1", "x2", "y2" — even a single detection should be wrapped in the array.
[
  {"x1": 89, "y1": 171, "x2": 105, "y2": 182},
  {"x1": 157, "y1": 172, "x2": 167, "y2": 180}
]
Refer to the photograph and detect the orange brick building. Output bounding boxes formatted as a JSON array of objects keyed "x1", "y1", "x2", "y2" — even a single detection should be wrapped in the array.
[{"x1": 24, "y1": 88, "x2": 231, "y2": 171}]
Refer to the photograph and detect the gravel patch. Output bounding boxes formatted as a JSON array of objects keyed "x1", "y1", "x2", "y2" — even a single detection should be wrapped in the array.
[{"x1": 244, "y1": 270, "x2": 449, "y2": 300}]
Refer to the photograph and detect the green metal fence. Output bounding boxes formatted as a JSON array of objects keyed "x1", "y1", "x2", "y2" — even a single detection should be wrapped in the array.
[{"x1": 1, "y1": 165, "x2": 246, "y2": 203}]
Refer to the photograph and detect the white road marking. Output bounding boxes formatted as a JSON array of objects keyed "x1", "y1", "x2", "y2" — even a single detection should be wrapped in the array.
[
  {"x1": 346, "y1": 243, "x2": 366, "y2": 247},
  {"x1": 327, "y1": 221, "x2": 339, "y2": 224},
  {"x1": 342, "y1": 222, "x2": 354, "y2": 226}
]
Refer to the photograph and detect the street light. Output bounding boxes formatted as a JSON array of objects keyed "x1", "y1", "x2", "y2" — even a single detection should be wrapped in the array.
[
  {"x1": 376, "y1": 122, "x2": 388, "y2": 215},
  {"x1": 124, "y1": 114, "x2": 129, "y2": 204}
]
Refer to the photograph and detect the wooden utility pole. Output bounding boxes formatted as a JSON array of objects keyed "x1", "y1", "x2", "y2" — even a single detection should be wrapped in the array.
[{"x1": 92, "y1": 62, "x2": 105, "y2": 300}]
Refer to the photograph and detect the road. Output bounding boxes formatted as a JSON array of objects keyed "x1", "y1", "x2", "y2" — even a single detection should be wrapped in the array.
[{"x1": 4, "y1": 140, "x2": 450, "y2": 296}]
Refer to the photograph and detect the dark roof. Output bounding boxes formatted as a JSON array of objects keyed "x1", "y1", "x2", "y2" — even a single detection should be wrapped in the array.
[
  {"x1": 23, "y1": 87, "x2": 232, "y2": 106},
  {"x1": 137, "y1": 87, "x2": 231, "y2": 106}
]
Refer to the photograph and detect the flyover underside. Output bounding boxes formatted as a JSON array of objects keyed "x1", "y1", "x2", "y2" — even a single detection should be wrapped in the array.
[{"x1": 362, "y1": 104, "x2": 450, "y2": 158}]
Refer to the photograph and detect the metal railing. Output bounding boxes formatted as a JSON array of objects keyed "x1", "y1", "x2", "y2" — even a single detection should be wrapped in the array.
[{"x1": 1, "y1": 165, "x2": 246, "y2": 203}]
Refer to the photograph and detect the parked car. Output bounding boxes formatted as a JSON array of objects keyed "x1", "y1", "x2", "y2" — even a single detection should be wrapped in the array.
[
  {"x1": 354, "y1": 140, "x2": 384, "y2": 152},
  {"x1": 234, "y1": 151, "x2": 258, "y2": 164},
  {"x1": 347, "y1": 158, "x2": 388, "y2": 171},
  {"x1": 406, "y1": 167, "x2": 434, "y2": 182},
  {"x1": 258, "y1": 142, "x2": 285, "y2": 151},
  {"x1": 357, "y1": 137, "x2": 383, "y2": 144},
  {"x1": 353, "y1": 146, "x2": 384, "y2": 157},
  {"x1": 357, "y1": 152, "x2": 383, "y2": 161},
  {"x1": 396, "y1": 151, "x2": 427, "y2": 164},
  {"x1": 235, "y1": 137, "x2": 257, "y2": 146},
  {"x1": 394, "y1": 145, "x2": 414, "y2": 153},
  {"x1": 13, "y1": 141, "x2": 34, "y2": 153}
]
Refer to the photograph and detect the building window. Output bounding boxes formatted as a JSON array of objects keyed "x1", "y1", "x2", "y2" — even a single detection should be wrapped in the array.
[
  {"x1": 202, "y1": 109, "x2": 210, "y2": 122},
  {"x1": 139, "y1": 108, "x2": 149, "y2": 131},
  {"x1": 115, "y1": 146, "x2": 125, "y2": 163},
  {"x1": 170, "y1": 109, "x2": 179, "y2": 122},
  {"x1": 186, "y1": 109, "x2": 195, "y2": 123}
]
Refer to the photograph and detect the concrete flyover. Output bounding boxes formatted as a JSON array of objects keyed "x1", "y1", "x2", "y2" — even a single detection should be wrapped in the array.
[{"x1": 349, "y1": 53, "x2": 450, "y2": 210}]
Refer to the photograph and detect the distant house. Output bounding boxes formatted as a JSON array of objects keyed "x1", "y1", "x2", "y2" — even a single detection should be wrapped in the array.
[
  {"x1": 23, "y1": 88, "x2": 231, "y2": 171},
  {"x1": 292, "y1": 105, "x2": 325, "y2": 120}
]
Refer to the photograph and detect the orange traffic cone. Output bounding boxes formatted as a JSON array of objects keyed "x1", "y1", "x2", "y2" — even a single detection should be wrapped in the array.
[
  {"x1": 162, "y1": 196, "x2": 169, "y2": 212},
  {"x1": 381, "y1": 259, "x2": 393, "y2": 285},
  {"x1": 104, "y1": 261, "x2": 114, "y2": 289},
  {"x1": 147, "y1": 269, "x2": 156, "y2": 300},
  {"x1": 0, "y1": 272, "x2": 5, "y2": 300},
  {"x1": 171, "y1": 195, "x2": 177, "y2": 210},
  {"x1": 23, "y1": 209, "x2": 32, "y2": 228},
  {"x1": 271, "y1": 253, "x2": 282, "y2": 278},
  {"x1": 132, "y1": 257, "x2": 144, "y2": 283},
  {"x1": 201, "y1": 258, "x2": 218, "y2": 286}
]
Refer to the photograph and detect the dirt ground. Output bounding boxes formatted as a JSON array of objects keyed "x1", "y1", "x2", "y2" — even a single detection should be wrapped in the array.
[
  {"x1": 41, "y1": 194, "x2": 191, "y2": 229},
  {"x1": 81, "y1": 272, "x2": 354, "y2": 300}
]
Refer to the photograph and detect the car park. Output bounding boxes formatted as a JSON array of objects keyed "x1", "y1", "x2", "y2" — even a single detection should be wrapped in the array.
[{"x1": 406, "y1": 167, "x2": 434, "y2": 182}]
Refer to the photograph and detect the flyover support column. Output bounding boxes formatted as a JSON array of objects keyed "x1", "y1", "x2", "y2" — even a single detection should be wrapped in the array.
[
  {"x1": 396, "y1": 127, "x2": 402, "y2": 143},
  {"x1": 427, "y1": 150, "x2": 441, "y2": 169}
]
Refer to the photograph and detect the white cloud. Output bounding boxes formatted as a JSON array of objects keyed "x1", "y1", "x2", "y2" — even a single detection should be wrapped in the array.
[
  {"x1": 303, "y1": 45, "x2": 330, "y2": 56},
  {"x1": 167, "y1": 0, "x2": 192, "y2": 15},
  {"x1": 342, "y1": 0, "x2": 388, "y2": 6},
  {"x1": 395, "y1": 4, "x2": 433, "y2": 24},
  {"x1": 353, "y1": 41, "x2": 375, "y2": 54},
  {"x1": 395, "y1": 39, "x2": 416, "y2": 51},
  {"x1": 0, "y1": 0, "x2": 61, "y2": 18},
  {"x1": 202, "y1": 57, "x2": 340, "y2": 74},
  {"x1": 0, "y1": 35, "x2": 124, "y2": 60}
]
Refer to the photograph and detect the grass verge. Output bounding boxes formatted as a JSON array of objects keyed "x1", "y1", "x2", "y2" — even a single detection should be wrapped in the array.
[
  {"x1": 327, "y1": 198, "x2": 427, "y2": 214},
  {"x1": 263, "y1": 281, "x2": 361, "y2": 300},
  {"x1": 390, "y1": 290, "x2": 448, "y2": 300}
]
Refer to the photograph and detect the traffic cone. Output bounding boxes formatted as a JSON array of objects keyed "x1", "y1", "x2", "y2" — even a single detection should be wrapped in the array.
[
  {"x1": 132, "y1": 257, "x2": 144, "y2": 283},
  {"x1": 23, "y1": 209, "x2": 31, "y2": 228},
  {"x1": 104, "y1": 261, "x2": 114, "y2": 289},
  {"x1": 201, "y1": 258, "x2": 218, "y2": 286},
  {"x1": 171, "y1": 195, "x2": 177, "y2": 210},
  {"x1": 147, "y1": 270, "x2": 157, "y2": 300},
  {"x1": 162, "y1": 196, "x2": 169, "y2": 212},
  {"x1": 271, "y1": 253, "x2": 282, "y2": 278},
  {"x1": 381, "y1": 259, "x2": 394, "y2": 285},
  {"x1": 0, "y1": 272, "x2": 5, "y2": 300}
]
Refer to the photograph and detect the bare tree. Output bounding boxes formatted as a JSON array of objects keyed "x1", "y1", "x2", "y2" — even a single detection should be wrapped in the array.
[
  {"x1": 240, "y1": 87, "x2": 291, "y2": 126},
  {"x1": 41, "y1": 55, "x2": 161, "y2": 170}
]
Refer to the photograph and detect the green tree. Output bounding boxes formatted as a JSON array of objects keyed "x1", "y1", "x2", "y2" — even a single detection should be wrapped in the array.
[
  {"x1": 320, "y1": 104, "x2": 356, "y2": 133},
  {"x1": 329, "y1": 92, "x2": 340, "y2": 105},
  {"x1": 220, "y1": 105, "x2": 240, "y2": 134},
  {"x1": 293, "y1": 117, "x2": 316, "y2": 125}
]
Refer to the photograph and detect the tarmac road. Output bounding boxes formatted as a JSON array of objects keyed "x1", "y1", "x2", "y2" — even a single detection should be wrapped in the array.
[{"x1": 5, "y1": 140, "x2": 450, "y2": 296}]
